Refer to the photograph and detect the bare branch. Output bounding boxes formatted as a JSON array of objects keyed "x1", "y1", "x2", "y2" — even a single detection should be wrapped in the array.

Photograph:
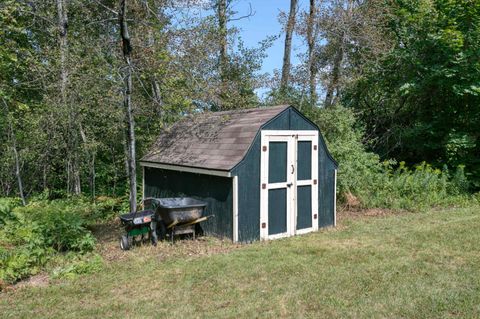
[{"x1": 228, "y1": 2, "x2": 255, "y2": 22}]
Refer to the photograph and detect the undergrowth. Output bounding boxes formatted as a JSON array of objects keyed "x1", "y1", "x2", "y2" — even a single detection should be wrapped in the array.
[
  {"x1": 305, "y1": 105, "x2": 477, "y2": 211},
  {"x1": 0, "y1": 196, "x2": 123, "y2": 289}
]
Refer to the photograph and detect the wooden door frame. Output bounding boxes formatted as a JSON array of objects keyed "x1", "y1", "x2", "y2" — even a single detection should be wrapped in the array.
[{"x1": 260, "y1": 130, "x2": 319, "y2": 240}]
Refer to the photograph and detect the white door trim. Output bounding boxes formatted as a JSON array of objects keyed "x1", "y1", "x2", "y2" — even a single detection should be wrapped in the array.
[
  {"x1": 260, "y1": 130, "x2": 319, "y2": 240},
  {"x1": 232, "y1": 176, "x2": 239, "y2": 242},
  {"x1": 260, "y1": 134, "x2": 294, "y2": 240}
]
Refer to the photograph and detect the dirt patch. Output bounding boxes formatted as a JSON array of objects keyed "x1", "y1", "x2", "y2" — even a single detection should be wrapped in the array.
[
  {"x1": 9, "y1": 273, "x2": 50, "y2": 291},
  {"x1": 337, "y1": 207, "x2": 407, "y2": 225},
  {"x1": 90, "y1": 219, "x2": 123, "y2": 244},
  {"x1": 91, "y1": 219, "x2": 241, "y2": 263}
]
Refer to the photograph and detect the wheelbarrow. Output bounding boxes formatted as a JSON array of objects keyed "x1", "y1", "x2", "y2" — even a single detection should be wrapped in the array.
[{"x1": 151, "y1": 198, "x2": 212, "y2": 244}]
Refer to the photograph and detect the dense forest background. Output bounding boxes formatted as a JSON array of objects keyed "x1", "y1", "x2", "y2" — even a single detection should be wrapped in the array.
[{"x1": 1, "y1": 0, "x2": 479, "y2": 204}]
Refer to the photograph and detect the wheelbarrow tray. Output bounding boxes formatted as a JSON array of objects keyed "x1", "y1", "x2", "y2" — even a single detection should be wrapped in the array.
[
  {"x1": 120, "y1": 209, "x2": 154, "y2": 226},
  {"x1": 156, "y1": 198, "x2": 207, "y2": 226}
]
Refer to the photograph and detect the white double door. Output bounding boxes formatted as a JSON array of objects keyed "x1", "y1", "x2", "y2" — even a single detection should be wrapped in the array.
[{"x1": 260, "y1": 130, "x2": 319, "y2": 240}]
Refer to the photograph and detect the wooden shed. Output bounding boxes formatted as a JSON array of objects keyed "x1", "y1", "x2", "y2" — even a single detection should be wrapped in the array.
[{"x1": 140, "y1": 105, "x2": 338, "y2": 242}]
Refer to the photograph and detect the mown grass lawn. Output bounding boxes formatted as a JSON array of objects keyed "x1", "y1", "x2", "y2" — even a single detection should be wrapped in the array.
[{"x1": 1, "y1": 207, "x2": 480, "y2": 318}]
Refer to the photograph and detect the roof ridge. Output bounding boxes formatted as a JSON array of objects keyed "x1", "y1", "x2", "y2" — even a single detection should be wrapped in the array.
[{"x1": 200, "y1": 104, "x2": 289, "y2": 116}]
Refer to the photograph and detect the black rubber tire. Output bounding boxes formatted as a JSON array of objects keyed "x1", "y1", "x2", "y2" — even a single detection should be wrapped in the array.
[
  {"x1": 151, "y1": 229, "x2": 158, "y2": 246},
  {"x1": 120, "y1": 234, "x2": 131, "y2": 251},
  {"x1": 156, "y1": 220, "x2": 167, "y2": 241}
]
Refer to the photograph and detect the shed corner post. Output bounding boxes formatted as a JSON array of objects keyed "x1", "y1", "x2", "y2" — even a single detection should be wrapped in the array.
[
  {"x1": 334, "y1": 169, "x2": 337, "y2": 227},
  {"x1": 142, "y1": 165, "x2": 145, "y2": 201},
  {"x1": 232, "y1": 175, "x2": 239, "y2": 242}
]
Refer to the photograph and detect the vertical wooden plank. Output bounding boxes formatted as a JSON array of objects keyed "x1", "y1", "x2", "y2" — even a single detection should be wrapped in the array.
[{"x1": 144, "y1": 168, "x2": 233, "y2": 239}]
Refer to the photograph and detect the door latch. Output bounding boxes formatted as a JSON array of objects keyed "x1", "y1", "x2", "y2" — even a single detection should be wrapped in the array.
[{"x1": 287, "y1": 182, "x2": 293, "y2": 188}]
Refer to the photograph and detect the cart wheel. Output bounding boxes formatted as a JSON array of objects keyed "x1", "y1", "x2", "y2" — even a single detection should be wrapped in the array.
[
  {"x1": 156, "y1": 220, "x2": 167, "y2": 241},
  {"x1": 120, "y1": 235, "x2": 131, "y2": 251},
  {"x1": 151, "y1": 229, "x2": 158, "y2": 246}
]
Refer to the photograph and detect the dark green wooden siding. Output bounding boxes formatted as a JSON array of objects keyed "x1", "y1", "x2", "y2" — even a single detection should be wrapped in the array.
[
  {"x1": 231, "y1": 136, "x2": 261, "y2": 242},
  {"x1": 232, "y1": 107, "x2": 337, "y2": 242},
  {"x1": 318, "y1": 147, "x2": 336, "y2": 227},
  {"x1": 143, "y1": 167, "x2": 233, "y2": 239}
]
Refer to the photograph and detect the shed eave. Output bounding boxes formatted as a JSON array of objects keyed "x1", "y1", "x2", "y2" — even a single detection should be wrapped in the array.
[{"x1": 140, "y1": 161, "x2": 232, "y2": 177}]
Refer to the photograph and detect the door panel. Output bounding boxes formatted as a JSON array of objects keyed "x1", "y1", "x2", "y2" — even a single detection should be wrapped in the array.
[
  {"x1": 268, "y1": 188, "x2": 287, "y2": 235},
  {"x1": 268, "y1": 142, "x2": 287, "y2": 183},
  {"x1": 296, "y1": 185, "x2": 312, "y2": 230},
  {"x1": 297, "y1": 141, "x2": 312, "y2": 180}
]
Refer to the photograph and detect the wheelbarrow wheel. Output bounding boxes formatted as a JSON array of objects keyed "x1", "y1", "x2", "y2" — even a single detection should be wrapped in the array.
[
  {"x1": 156, "y1": 220, "x2": 167, "y2": 241},
  {"x1": 120, "y1": 234, "x2": 131, "y2": 251},
  {"x1": 151, "y1": 228, "x2": 158, "y2": 246}
]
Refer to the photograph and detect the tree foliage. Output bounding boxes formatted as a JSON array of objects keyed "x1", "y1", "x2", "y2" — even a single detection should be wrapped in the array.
[
  {"x1": 345, "y1": 0, "x2": 480, "y2": 187},
  {"x1": 0, "y1": 0, "x2": 270, "y2": 199}
]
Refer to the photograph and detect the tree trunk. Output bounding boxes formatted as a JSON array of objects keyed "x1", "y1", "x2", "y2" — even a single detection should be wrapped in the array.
[
  {"x1": 307, "y1": 0, "x2": 317, "y2": 107},
  {"x1": 12, "y1": 132, "x2": 26, "y2": 205},
  {"x1": 119, "y1": 0, "x2": 137, "y2": 213},
  {"x1": 90, "y1": 152, "x2": 96, "y2": 200},
  {"x1": 280, "y1": 0, "x2": 298, "y2": 93},
  {"x1": 2, "y1": 99, "x2": 26, "y2": 205},
  {"x1": 324, "y1": 0, "x2": 353, "y2": 108},
  {"x1": 323, "y1": 41, "x2": 343, "y2": 108},
  {"x1": 217, "y1": 0, "x2": 228, "y2": 109},
  {"x1": 143, "y1": 0, "x2": 163, "y2": 112},
  {"x1": 57, "y1": 0, "x2": 68, "y2": 109},
  {"x1": 151, "y1": 77, "x2": 163, "y2": 109},
  {"x1": 56, "y1": 0, "x2": 81, "y2": 194}
]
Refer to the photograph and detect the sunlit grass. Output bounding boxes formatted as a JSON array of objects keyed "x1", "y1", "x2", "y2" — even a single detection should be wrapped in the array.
[{"x1": 1, "y1": 207, "x2": 480, "y2": 318}]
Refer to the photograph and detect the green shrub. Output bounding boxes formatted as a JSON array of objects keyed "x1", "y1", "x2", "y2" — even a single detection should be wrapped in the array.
[
  {"x1": 10, "y1": 201, "x2": 96, "y2": 252},
  {"x1": 0, "y1": 198, "x2": 99, "y2": 286},
  {"x1": 304, "y1": 105, "x2": 383, "y2": 198},
  {"x1": 0, "y1": 197, "x2": 21, "y2": 226},
  {"x1": 304, "y1": 105, "x2": 473, "y2": 211}
]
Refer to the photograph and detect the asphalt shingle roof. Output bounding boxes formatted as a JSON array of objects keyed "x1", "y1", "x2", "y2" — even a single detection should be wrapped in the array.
[{"x1": 140, "y1": 105, "x2": 289, "y2": 171}]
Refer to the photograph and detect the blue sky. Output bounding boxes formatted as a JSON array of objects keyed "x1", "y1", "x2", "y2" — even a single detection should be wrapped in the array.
[{"x1": 229, "y1": 0, "x2": 308, "y2": 75}]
